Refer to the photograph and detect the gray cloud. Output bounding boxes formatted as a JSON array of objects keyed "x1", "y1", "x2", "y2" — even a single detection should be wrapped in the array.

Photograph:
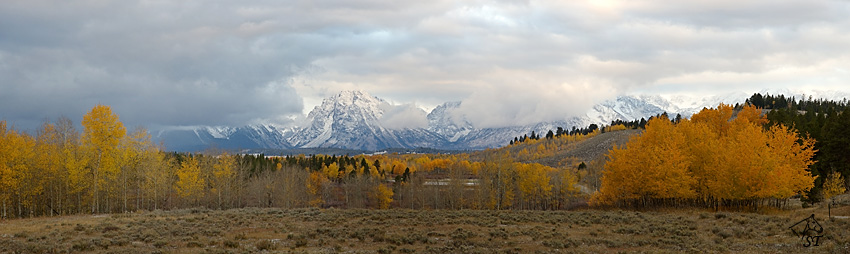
[
  {"x1": 379, "y1": 103, "x2": 429, "y2": 130},
  {"x1": 2, "y1": 0, "x2": 849, "y2": 130}
]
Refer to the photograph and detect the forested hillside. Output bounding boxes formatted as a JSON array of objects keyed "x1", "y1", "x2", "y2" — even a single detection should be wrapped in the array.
[{"x1": 2, "y1": 95, "x2": 847, "y2": 218}]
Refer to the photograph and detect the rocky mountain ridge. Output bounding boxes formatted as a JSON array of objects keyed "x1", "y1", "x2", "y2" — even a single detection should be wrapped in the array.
[{"x1": 154, "y1": 89, "x2": 847, "y2": 151}]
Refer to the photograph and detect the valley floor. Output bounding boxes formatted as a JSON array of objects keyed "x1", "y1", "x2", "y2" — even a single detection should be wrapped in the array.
[{"x1": 2, "y1": 200, "x2": 849, "y2": 253}]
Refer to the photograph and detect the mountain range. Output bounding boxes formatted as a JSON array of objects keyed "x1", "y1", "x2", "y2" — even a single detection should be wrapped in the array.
[{"x1": 153, "y1": 89, "x2": 849, "y2": 152}]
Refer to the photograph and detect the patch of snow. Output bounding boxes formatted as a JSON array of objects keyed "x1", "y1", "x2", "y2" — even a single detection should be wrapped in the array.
[
  {"x1": 448, "y1": 129, "x2": 471, "y2": 143},
  {"x1": 303, "y1": 116, "x2": 334, "y2": 148},
  {"x1": 205, "y1": 126, "x2": 235, "y2": 139}
]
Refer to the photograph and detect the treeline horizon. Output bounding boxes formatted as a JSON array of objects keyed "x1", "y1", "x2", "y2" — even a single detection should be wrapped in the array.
[
  {"x1": 0, "y1": 105, "x2": 591, "y2": 219},
  {"x1": 3, "y1": 93, "x2": 849, "y2": 219}
]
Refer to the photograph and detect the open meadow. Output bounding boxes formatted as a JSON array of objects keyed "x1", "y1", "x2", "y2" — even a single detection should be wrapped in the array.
[
  {"x1": 1, "y1": 200, "x2": 848, "y2": 254},
  {"x1": 2, "y1": 103, "x2": 849, "y2": 253}
]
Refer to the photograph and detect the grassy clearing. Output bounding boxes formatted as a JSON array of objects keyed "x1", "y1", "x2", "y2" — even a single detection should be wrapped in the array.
[{"x1": 1, "y1": 203, "x2": 848, "y2": 253}]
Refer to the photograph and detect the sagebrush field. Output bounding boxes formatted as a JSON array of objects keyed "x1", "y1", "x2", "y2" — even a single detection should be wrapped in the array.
[{"x1": 2, "y1": 204, "x2": 848, "y2": 253}]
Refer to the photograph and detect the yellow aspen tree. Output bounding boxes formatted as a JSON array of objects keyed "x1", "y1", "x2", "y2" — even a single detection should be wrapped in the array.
[
  {"x1": 12, "y1": 129, "x2": 35, "y2": 217},
  {"x1": 414, "y1": 155, "x2": 432, "y2": 172},
  {"x1": 474, "y1": 153, "x2": 515, "y2": 210},
  {"x1": 0, "y1": 122, "x2": 36, "y2": 218},
  {"x1": 81, "y1": 104, "x2": 126, "y2": 213},
  {"x1": 678, "y1": 119, "x2": 719, "y2": 203},
  {"x1": 0, "y1": 120, "x2": 12, "y2": 218},
  {"x1": 735, "y1": 104, "x2": 768, "y2": 125},
  {"x1": 490, "y1": 152, "x2": 516, "y2": 209},
  {"x1": 119, "y1": 127, "x2": 152, "y2": 212},
  {"x1": 722, "y1": 121, "x2": 770, "y2": 200},
  {"x1": 344, "y1": 164, "x2": 356, "y2": 178},
  {"x1": 690, "y1": 103, "x2": 734, "y2": 136},
  {"x1": 552, "y1": 166, "x2": 579, "y2": 209},
  {"x1": 211, "y1": 152, "x2": 236, "y2": 209},
  {"x1": 375, "y1": 184, "x2": 393, "y2": 209},
  {"x1": 306, "y1": 171, "x2": 327, "y2": 207},
  {"x1": 761, "y1": 124, "x2": 816, "y2": 199},
  {"x1": 56, "y1": 117, "x2": 88, "y2": 214},
  {"x1": 591, "y1": 141, "x2": 639, "y2": 206},
  {"x1": 322, "y1": 162, "x2": 340, "y2": 179},
  {"x1": 35, "y1": 121, "x2": 65, "y2": 216},
  {"x1": 516, "y1": 163, "x2": 552, "y2": 209},
  {"x1": 823, "y1": 171, "x2": 846, "y2": 202},
  {"x1": 176, "y1": 155, "x2": 204, "y2": 204},
  {"x1": 823, "y1": 171, "x2": 846, "y2": 218},
  {"x1": 142, "y1": 148, "x2": 172, "y2": 210},
  {"x1": 592, "y1": 117, "x2": 694, "y2": 207},
  {"x1": 389, "y1": 160, "x2": 408, "y2": 175}
]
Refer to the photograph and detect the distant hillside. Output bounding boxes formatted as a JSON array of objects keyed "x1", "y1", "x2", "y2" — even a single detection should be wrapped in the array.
[
  {"x1": 528, "y1": 129, "x2": 639, "y2": 167},
  {"x1": 469, "y1": 127, "x2": 640, "y2": 168}
]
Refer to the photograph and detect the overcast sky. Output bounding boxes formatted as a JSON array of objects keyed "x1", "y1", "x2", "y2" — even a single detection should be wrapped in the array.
[{"x1": 2, "y1": 0, "x2": 849, "y2": 130}]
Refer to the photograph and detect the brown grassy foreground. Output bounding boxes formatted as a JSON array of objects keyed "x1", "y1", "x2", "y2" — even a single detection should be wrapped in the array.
[{"x1": 1, "y1": 204, "x2": 849, "y2": 254}]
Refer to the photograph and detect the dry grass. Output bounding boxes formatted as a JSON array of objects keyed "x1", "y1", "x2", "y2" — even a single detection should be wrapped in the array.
[{"x1": 1, "y1": 203, "x2": 849, "y2": 253}]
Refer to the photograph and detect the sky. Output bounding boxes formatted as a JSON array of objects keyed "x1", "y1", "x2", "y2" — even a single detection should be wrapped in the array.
[{"x1": 2, "y1": 0, "x2": 850, "y2": 131}]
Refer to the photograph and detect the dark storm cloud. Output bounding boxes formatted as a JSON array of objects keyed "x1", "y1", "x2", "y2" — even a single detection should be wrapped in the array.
[
  {"x1": 2, "y1": 0, "x2": 849, "y2": 130},
  {"x1": 0, "y1": 0, "x2": 312, "y2": 129}
]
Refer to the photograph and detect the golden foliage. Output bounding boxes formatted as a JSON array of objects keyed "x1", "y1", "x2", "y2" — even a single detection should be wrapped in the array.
[
  {"x1": 375, "y1": 184, "x2": 393, "y2": 209},
  {"x1": 593, "y1": 104, "x2": 816, "y2": 208},
  {"x1": 0, "y1": 121, "x2": 36, "y2": 216},
  {"x1": 823, "y1": 171, "x2": 846, "y2": 201},
  {"x1": 306, "y1": 171, "x2": 327, "y2": 207},
  {"x1": 81, "y1": 104, "x2": 127, "y2": 213},
  {"x1": 176, "y1": 156, "x2": 203, "y2": 200}
]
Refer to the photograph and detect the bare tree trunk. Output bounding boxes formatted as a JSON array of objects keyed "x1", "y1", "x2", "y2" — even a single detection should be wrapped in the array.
[{"x1": 122, "y1": 167, "x2": 127, "y2": 213}]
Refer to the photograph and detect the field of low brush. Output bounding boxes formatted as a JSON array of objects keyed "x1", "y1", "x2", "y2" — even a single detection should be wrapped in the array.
[{"x1": 1, "y1": 205, "x2": 849, "y2": 253}]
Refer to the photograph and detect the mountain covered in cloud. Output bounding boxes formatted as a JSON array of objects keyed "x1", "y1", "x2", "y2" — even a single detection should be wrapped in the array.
[
  {"x1": 153, "y1": 89, "x2": 844, "y2": 152},
  {"x1": 285, "y1": 90, "x2": 442, "y2": 151}
]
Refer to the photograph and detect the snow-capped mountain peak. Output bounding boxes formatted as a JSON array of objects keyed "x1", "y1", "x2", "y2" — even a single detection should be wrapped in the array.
[
  {"x1": 427, "y1": 101, "x2": 474, "y2": 142},
  {"x1": 289, "y1": 90, "x2": 431, "y2": 150},
  {"x1": 154, "y1": 89, "x2": 846, "y2": 152}
]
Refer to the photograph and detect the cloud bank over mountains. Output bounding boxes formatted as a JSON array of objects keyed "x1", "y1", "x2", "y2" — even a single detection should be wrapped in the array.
[{"x1": 2, "y1": 1, "x2": 849, "y2": 130}]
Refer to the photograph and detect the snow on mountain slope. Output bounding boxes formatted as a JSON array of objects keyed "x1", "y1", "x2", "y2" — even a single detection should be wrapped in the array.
[
  {"x1": 153, "y1": 125, "x2": 293, "y2": 152},
  {"x1": 427, "y1": 101, "x2": 474, "y2": 143},
  {"x1": 287, "y1": 90, "x2": 443, "y2": 150},
  {"x1": 156, "y1": 89, "x2": 843, "y2": 151}
]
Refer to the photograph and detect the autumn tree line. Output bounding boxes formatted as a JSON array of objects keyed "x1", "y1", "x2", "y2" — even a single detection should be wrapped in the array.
[
  {"x1": 4, "y1": 99, "x2": 843, "y2": 218},
  {"x1": 591, "y1": 104, "x2": 823, "y2": 210},
  {"x1": 0, "y1": 105, "x2": 588, "y2": 219}
]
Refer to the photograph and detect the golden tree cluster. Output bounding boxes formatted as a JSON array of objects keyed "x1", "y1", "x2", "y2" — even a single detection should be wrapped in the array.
[
  {"x1": 592, "y1": 104, "x2": 816, "y2": 209},
  {"x1": 0, "y1": 105, "x2": 247, "y2": 218},
  {"x1": 0, "y1": 105, "x2": 167, "y2": 217}
]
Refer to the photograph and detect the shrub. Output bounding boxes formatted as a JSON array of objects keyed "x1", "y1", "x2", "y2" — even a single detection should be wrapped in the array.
[
  {"x1": 223, "y1": 240, "x2": 239, "y2": 248},
  {"x1": 71, "y1": 239, "x2": 95, "y2": 252},
  {"x1": 153, "y1": 240, "x2": 168, "y2": 248},
  {"x1": 102, "y1": 224, "x2": 121, "y2": 233},
  {"x1": 186, "y1": 241, "x2": 204, "y2": 248},
  {"x1": 294, "y1": 238, "x2": 308, "y2": 248},
  {"x1": 255, "y1": 239, "x2": 276, "y2": 251}
]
